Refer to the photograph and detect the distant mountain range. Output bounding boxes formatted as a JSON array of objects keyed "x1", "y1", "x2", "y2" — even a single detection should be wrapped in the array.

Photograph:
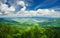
[
  {"x1": 0, "y1": 18, "x2": 20, "y2": 25},
  {"x1": 0, "y1": 17, "x2": 60, "y2": 27}
]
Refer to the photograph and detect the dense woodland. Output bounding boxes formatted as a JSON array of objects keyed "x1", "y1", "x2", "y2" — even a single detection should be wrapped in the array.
[{"x1": 0, "y1": 22, "x2": 60, "y2": 38}]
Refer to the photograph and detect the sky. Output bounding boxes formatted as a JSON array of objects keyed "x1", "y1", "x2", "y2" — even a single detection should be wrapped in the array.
[{"x1": 0, "y1": 0, "x2": 60, "y2": 18}]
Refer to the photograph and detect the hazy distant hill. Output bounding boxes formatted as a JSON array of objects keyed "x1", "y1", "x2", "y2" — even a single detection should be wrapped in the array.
[
  {"x1": 0, "y1": 18, "x2": 60, "y2": 27},
  {"x1": 38, "y1": 19, "x2": 60, "y2": 27},
  {"x1": 0, "y1": 18, "x2": 20, "y2": 25}
]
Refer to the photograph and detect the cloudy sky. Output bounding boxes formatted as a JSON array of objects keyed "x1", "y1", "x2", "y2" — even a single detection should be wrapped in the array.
[{"x1": 0, "y1": 0, "x2": 60, "y2": 18}]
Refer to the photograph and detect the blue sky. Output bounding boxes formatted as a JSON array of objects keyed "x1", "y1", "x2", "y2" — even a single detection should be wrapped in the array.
[
  {"x1": 24, "y1": 0, "x2": 60, "y2": 10},
  {"x1": 0, "y1": 0, "x2": 60, "y2": 18}
]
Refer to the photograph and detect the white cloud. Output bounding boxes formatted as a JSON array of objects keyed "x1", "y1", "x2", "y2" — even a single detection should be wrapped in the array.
[
  {"x1": 0, "y1": 12, "x2": 2, "y2": 15},
  {"x1": 0, "y1": 3, "x2": 15, "y2": 14},
  {"x1": 37, "y1": 9, "x2": 50, "y2": 15},
  {"x1": 16, "y1": 8, "x2": 60, "y2": 17},
  {"x1": 37, "y1": 9, "x2": 56, "y2": 16},
  {"x1": 0, "y1": 0, "x2": 60, "y2": 18},
  {"x1": 8, "y1": 6, "x2": 15, "y2": 11},
  {"x1": 0, "y1": 4, "x2": 8, "y2": 11},
  {"x1": 20, "y1": 6, "x2": 26, "y2": 11},
  {"x1": 17, "y1": 1, "x2": 25, "y2": 7}
]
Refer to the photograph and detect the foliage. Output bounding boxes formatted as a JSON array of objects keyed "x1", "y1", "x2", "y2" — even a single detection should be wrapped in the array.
[{"x1": 0, "y1": 22, "x2": 60, "y2": 38}]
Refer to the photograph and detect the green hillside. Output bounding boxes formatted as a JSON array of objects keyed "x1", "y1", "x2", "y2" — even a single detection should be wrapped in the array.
[{"x1": 0, "y1": 18, "x2": 60, "y2": 38}]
